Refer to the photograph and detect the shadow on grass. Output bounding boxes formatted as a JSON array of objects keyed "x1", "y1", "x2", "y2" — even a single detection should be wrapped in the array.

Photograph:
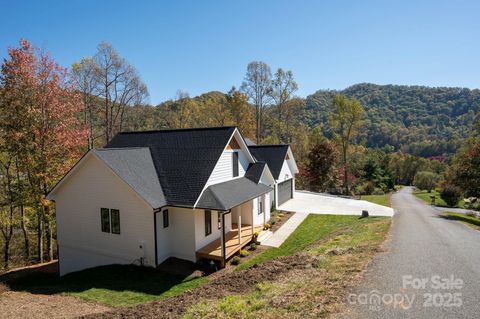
[
  {"x1": 439, "y1": 213, "x2": 480, "y2": 228},
  {"x1": 2, "y1": 263, "x2": 202, "y2": 297}
]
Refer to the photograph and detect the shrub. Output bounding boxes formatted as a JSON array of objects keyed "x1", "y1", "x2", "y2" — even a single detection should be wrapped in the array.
[
  {"x1": 440, "y1": 184, "x2": 463, "y2": 207},
  {"x1": 414, "y1": 171, "x2": 440, "y2": 192},
  {"x1": 466, "y1": 211, "x2": 477, "y2": 218},
  {"x1": 249, "y1": 243, "x2": 257, "y2": 251},
  {"x1": 253, "y1": 231, "x2": 259, "y2": 238},
  {"x1": 277, "y1": 213, "x2": 285, "y2": 218},
  {"x1": 372, "y1": 188, "x2": 385, "y2": 195},
  {"x1": 364, "y1": 181, "x2": 375, "y2": 195},
  {"x1": 239, "y1": 250, "x2": 249, "y2": 257},
  {"x1": 263, "y1": 223, "x2": 271, "y2": 229},
  {"x1": 231, "y1": 256, "x2": 241, "y2": 265}
]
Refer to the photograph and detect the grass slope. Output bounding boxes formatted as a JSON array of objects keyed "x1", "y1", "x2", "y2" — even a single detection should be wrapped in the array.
[
  {"x1": 361, "y1": 194, "x2": 390, "y2": 207},
  {"x1": 185, "y1": 214, "x2": 391, "y2": 318},
  {"x1": 441, "y1": 212, "x2": 480, "y2": 231},
  {"x1": 414, "y1": 189, "x2": 464, "y2": 208},
  {"x1": 6, "y1": 264, "x2": 207, "y2": 307}
]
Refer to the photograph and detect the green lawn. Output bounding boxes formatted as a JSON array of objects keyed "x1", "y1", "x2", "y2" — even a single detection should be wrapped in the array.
[
  {"x1": 441, "y1": 212, "x2": 480, "y2": 231},
  {"x1": 361, "y1": 194, "x2": 390, "y2": 207},
  {"x1": 237, "y1": 214, "x2": 388, "y2": 270},
  {"x1": 414, "y1": 189, "x2": 464, "y2": 208},
  {"x1": 5, "y1": 264, "x2": 207, "y2": 307},
  {"x1": 186, "y1": 214, "x2": 391, "y2": 318}
]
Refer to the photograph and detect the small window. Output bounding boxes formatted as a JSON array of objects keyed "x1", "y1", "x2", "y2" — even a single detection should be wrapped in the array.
[
  {"x1": 218, "y1": 212, "x2": 222, "y2": 229},
  {"x1": 258, "y1": 198, "x2": 263, "y2": 215},
  {"x1": 111, "y1": 209, "x2": 120, "y2": 234},
  {"x1": 205, "y1": 210, "x2": 212, "y2": 236},
  {"x1": 101, "y1": 208, "x2": 110, "y2": 233},
  {"x1": 163, "y1": 210, "x2": 169, "y2": 228},
  {"x1": 232, "y1": 152, "x2": 239, "y2": 177}
]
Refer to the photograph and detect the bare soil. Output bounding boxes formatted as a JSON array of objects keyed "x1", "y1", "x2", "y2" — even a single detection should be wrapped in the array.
[
  {"x1": 84, "y1": 252, "x2": 321, "y2": 319},
  {"x1": 0, "y1": 260, "x2": 111, "y2": 319}
]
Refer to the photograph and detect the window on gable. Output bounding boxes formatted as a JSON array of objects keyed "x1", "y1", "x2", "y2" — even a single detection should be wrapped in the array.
[
  {"x1": 163, "y1": 210, "x2": 169, "y2": 228},
  {"x1": 205, "y1": 210, "x2": 212, "y2": 236},
  {"x1": 232, "y1": 152, "x2": 239, "y2": 177},
  {"x1": 101, "y1": 208, "x2": 110, "y2": 233},
  {"x1": 111, "y1": 209, "x2": 121, "y2": 234}
]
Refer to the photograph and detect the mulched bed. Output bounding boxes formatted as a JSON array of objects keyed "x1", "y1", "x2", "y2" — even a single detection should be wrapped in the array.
[
  {"x1": 269, "y1": 210, "x2": 294, "y2": 232},
  {"x1": 84, "y1": 252, "x2": 320, "y2": 319}
]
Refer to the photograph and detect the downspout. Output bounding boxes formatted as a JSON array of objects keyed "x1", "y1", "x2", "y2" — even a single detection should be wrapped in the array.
[{"x1": 153, "y1": 207, "x2": 164, "y2": 267}]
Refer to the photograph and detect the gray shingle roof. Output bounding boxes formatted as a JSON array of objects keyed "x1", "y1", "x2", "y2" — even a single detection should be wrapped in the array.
[
  {"x1": 244, "y1": 162, "x2": 266, "y2": 184},
  {"x1": 197, "y1": 177, "x2": 272, "y2": 211},
  {"x1": 105, "y1": 127, "x2": 236, "y2": 207},
  {"x1": 93, "y1": 148, "x2": 166, "y2": 208},
  {"x1": 248, "y1": 145, "x2": 289, "y2": 180}
]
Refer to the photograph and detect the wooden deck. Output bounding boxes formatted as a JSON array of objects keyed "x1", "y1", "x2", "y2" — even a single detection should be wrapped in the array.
[{"x1": 196, "y1": 223, "x2": 262, "y2": 262}]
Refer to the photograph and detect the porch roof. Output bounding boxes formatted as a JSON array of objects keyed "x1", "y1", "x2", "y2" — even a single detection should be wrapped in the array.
[{"x1": 196, "y1": 177, "x2": 272, "y2": 211}]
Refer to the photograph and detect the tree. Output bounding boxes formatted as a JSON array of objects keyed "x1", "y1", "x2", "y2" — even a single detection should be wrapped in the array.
[
  {"x1": 414, "y1": 171, "x2": 439, "y2": 192},
  {"x1": 240, "y1": 61, "x2": 272, "y2": 143},
  {"x1": 73, "y1": 42, "x2": 148, "y2": 144},
  {"x1": 329, "y1": 95, "x2": 365, "y2": 194},
  {"x1": 448, "y1": 138, "x2": 480, "y2": 197},
  {"x1": 226, "y1": 87, "x2": 255, "y2": 140},
  {"x1": 305, "y1": 138, "x2": 338, "y2": 192},
  {"x1": 0, "y1": 39, "x2": 88, "y2": 262}
]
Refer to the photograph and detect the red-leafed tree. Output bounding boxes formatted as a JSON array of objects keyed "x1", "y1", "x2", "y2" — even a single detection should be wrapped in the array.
[{"x1": 0, "y1": 39, "x2": 88, "y2": 262}]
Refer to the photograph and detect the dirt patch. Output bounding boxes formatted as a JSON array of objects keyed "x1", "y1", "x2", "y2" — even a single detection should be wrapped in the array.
[
  {"x1": 269, "y1": 210, "x2": 294, "y2": 232},
  {"x1": 0, "y1": 291, "x2": 110, "y2": 319},
  {"x1": 84, "y1": 252, "x2": 320, "y2": 319}
]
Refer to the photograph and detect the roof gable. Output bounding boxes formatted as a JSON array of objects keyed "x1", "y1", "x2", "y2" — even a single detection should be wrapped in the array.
[{"x1": 248, "y1": 145, "x2": 289, "y2": 179}]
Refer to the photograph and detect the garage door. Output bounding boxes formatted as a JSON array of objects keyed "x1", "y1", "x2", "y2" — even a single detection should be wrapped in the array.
[{"x1": 278, "y1": 179, "x2": 293, "y2": 205}]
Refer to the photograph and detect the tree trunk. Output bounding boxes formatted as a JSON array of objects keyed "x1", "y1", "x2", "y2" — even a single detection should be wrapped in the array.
[
  {"x1": 37, "y1": 209, "x2": 44, "y2": 263},
  {"x1": 343, "y1": 145, "x2": 349, "y2": 195},
  {"x1": 46, "y1": 220, "x2": 53, "y2": 261},
  {"x1": 3, "y1": 239, "x2": 10, "y2": 269},
  {"x1": 20, "y1": 204, "x2": 30, "y2": 260}
]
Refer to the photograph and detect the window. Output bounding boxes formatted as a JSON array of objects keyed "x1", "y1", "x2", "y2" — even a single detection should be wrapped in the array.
[
  {"x1": 163, "y1": 210, "x2": 169, "y2": 228},
  {"x1": 232, "y1": 152, "x2": 239, "y2": 177},
  {"x1": 258, "y1": 198, "x2": 263, "y2": 215},
  {"x1": 205, "y1": 210, "x2": 212, "y2": 236},
  {"x1": 111, "y1": 209, "x2": 120, "y2": 234},
  {"x1": 101, "y1": 208, "x2": 110, "y2": 233},
  {"x1": 218, "y1": 212, "x2": 222, "y2": 229},
  {"x1": 101, "y1": 208, "x2": 120, "y2": 234}
]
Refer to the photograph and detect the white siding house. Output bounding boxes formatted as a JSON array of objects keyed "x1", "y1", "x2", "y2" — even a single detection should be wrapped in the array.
[{"x1": 48, "y1": 127, "x2": 294, "y2": 275}]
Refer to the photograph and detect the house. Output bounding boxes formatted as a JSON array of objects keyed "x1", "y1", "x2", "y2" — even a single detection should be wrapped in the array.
[{"x1": 47, "y1": 127, "x2": 298, "y2": 275}]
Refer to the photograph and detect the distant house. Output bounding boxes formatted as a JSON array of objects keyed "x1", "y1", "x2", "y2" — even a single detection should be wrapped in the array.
[{"x1": 47, "y1": 127, "x2": 298, "y2": 275}]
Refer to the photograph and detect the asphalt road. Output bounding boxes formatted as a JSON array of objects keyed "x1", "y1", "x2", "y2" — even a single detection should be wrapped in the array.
[{"x1": 340, "y1": 186, "x2": 480, "y2": 319}]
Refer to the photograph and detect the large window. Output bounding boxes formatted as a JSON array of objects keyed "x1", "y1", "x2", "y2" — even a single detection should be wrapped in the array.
[
  {"x1": 101, "y1": 208, "x2": 120, "y2": 234},
  {"x1": 258, "y1": 198, "x2": 263, "y2": 215},
  {"x1": 232, "y1": 152, "x2": 239, "y2": 177},
  {"x1": 163, "y1": 210, "x2": 169, "y2": 228},
  {"x1": 205, "y1": 210, "x2": 212, "y2": 236}
]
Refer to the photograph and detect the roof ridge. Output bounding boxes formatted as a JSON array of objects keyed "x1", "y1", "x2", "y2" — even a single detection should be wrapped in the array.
[
  {"x1": 117, "y1": 126, "x2": 237, "y2": 135},
  {"x1": 248, "y1": 144, "x2": 289, "y2": 148}
]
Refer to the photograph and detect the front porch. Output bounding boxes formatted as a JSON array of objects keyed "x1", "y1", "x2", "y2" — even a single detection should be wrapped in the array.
[{"x1": 196, "y1": 223, "x2": 262, "y2": 264}]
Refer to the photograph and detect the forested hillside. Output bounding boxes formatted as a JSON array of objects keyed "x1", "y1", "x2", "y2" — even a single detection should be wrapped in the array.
[{"x1": 305, "y1": 83, "x2": 480, "y2": 157}]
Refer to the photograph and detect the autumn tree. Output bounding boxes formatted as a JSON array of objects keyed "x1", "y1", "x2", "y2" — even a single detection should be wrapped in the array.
[
  {"x1": 0, "y1": 39, "x2": 88, "y2": 262},
  {"x1": 329, "y1": 95, "x2": 365, "y2": 194},
  {"x1": 73, "y1": 42, "x2": 148, "y2": 144},
  {"x1": 241, "y1": 61, "x2": 273, "y2": 143},
  {"x1": 305, "y1": 137, "x2": 339, "y2": 192},
  {"x1": 226, "y1": 87, "x2": 255, "y2": 140},
  {"x1": 413, "y1": 171, "x2": 439, "y2": 193}
]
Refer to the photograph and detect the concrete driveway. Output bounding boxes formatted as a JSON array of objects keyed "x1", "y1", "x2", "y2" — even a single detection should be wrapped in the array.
[{"x1": 278, "y1": 191, "x2": 394, "y2": 217}]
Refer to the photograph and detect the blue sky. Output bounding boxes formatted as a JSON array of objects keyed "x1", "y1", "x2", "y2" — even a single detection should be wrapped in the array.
[{"x1": 1, "y1": 0, "x2": 479, "y2": 104}]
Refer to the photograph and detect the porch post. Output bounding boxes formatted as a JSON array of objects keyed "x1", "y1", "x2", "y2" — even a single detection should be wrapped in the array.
[
  {"x1": 263, "y1": 195, "x2": 266, "y2": 225},
  {"x1": 238, "y1": 215, "x2": 241, "y2": 245},
  {"x1": 221, "y1": 212, "x2": 226, "y2": 267},
  {"x1": 252, "y1": 199, "x2": 255, "y2": 236}
]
